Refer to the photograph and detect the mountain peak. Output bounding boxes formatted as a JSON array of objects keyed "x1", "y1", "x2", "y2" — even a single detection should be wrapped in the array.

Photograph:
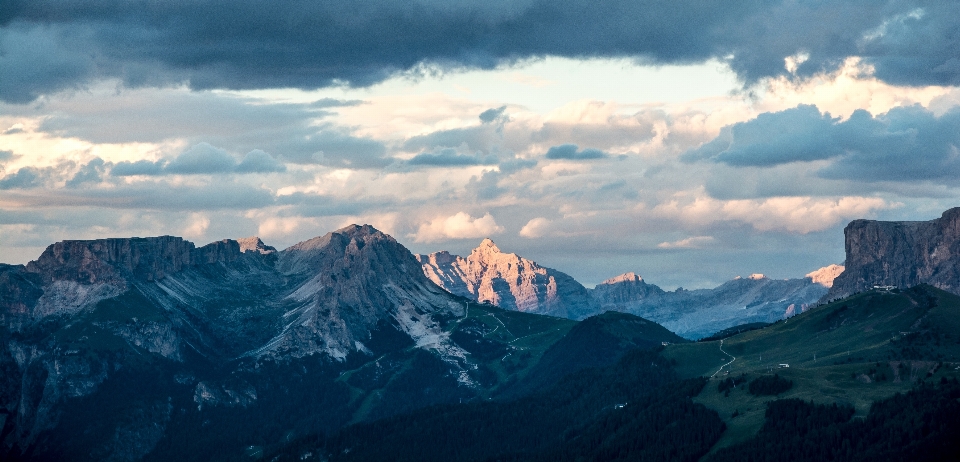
[
  {"x1": 806, "y1": 264, "x2": 844, "y2": 288},
  {"x1": 476, "y1": 238, "x2": 501, "y2": 254},
  {"x1": 600, "y1": 272, "x2": 643, "y2": 285}
]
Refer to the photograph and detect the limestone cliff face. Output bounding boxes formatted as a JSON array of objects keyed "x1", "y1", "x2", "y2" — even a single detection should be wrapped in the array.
[
  {"x1": 827, "y1": 207, "x2": 960, "y2": 300},
  {"x1": 417, "y1": 239, "x2": 598, "y2": 319}
]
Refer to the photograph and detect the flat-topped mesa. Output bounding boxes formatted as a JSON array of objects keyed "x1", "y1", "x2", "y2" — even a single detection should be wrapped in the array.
[
  {"x1": 24, "y1": 236, "x2": 248, "y2": 284},
  {"x1": 826, "y1": 207, "x2": 960, "y2": 300}
]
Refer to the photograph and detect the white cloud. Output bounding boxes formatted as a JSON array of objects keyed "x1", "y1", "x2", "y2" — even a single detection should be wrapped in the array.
[
  {"x1": 653, "y1": 193, "x2": 896, "y2": 234},
  {"x1": 412, "y1": 212, "x2": 504, "y2": 243},
  {"x1": 518, "y1": 217, "x2": 552, "y2": 238},
  {"x1": 657, "y1": 236, "x2": 715, "y2": 249},
  {"x1": 183, "y1": 212, "x2": 210, "y2": 239}
]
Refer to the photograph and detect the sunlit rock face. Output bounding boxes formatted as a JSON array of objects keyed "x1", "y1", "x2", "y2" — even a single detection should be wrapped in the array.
[
  {"x1": 417, "y1": 238, "x2": 598, "y2": 319},
  {"x1": 827, "y1": 207, "x2": 960, "y2": 300},
  {"x1": 806, "y1": 264, "x2": 844, "y2": 288},
  {"x1": 419, "y1": 241, "x2": 830, "y2": 338}
]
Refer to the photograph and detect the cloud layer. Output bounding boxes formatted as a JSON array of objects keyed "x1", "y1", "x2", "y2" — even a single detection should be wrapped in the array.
[{"x1": 4, "y1": 1, "x2": 960, "y2": 102}]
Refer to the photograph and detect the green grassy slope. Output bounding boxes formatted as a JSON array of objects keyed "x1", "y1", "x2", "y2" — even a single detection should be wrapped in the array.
[{"x1": 661, "y1": 284, "x2": 960, "y2": 453}]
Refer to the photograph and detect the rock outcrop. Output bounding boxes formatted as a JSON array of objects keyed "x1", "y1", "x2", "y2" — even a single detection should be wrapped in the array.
[
  {"x1": 826, "y1": 207, "x2": 960, "y2": 300},
  {"x1": 417, "y1": 239, "x2": 598, "y2": 319}
]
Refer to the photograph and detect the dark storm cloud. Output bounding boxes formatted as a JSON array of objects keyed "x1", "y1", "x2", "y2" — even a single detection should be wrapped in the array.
[
  {"x1": 688, "y1": 103, "x2": 960, "y2": 184},
  {"x1": 545, "y1": 144, "x2": 607, "y2": 160},
  {"x1": 5, "y1": 1, "x2": 957, "y2": 104}
]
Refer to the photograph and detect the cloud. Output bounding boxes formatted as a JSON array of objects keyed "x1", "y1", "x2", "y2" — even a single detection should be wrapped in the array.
[
  {"x1": 653, "y1": 194, "x2": 894, "y2": 234},
  {"x1": 519, "y1": 217, "x2": 552, "y2": 238},
  {"x1": 112, "y1": 160, "x2": 166, "y2": 176},
  {"x1": 412, "y1": 212, "x2": 504, "y2": 243},
  {"x1": 3, "y1": 123, "x2": 24, "y2": 135},
  {"x1": 66, "y1": 158, "x2": 106, "y2": 187},
  {"x1": 0, "y1": 167, "x2": 40, "y2": 189},
  {"x1": 235, "y1": 149, "x2": 286, "y2": 173},
  {"x1": 110, "y1": 144, "x2": 286, "y2": 176},
  {"x1": 165, "y1": 142, "x2": 237, "y2": 174},
  {"x1": 682, "y1": 104, "x2": 842, "y2": 166},
  {"x1": 686, "y1": 104, "x2": 960, "y2": 184},
  {"x1": 3, "y1": 181, "x2": 276, "y2": 211},
  {"x1": 281, "y1": 131, "x2": 390, "y2": 169},
  {"x1": 479, "y1": 106, "x2": 507, "y2": 124},
  {"x1": 183, "y1": 212, "x2": 211, "y2": 239},
  {"x1": 0, "y1": 150, "x2": 16, "y2": 162},
  {"x1": 8, "y1": 1, "x2": 956, "y2": 102},
  {"x1": 402, "y1": 125, "x2": 501, "y2": 155},
  {"x1": 407, "y1": 149, "x2": 498, "y2": 167},
  {"x1": 657, "y1": 236, "x2": 715, "y2": 249},
  {"x1": 545, "y1": 144, "x2": 607, "y2": 160}
]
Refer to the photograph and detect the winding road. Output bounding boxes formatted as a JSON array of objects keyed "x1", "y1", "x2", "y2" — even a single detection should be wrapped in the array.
[{"x1": 710, "y1": 339, "x2": 737, "y2": 378}]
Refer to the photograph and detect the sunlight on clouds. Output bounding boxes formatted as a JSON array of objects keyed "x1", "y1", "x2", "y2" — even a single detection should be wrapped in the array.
[
  {"x1": 182, "y1": 212, "x2": 210, "y2": 239},
  {"x1": 249, "y1": 213, "x2": 317, "y2": 241},
  {"x1": 412, "y1": 212, "x2": 504, "y2": 243},
  {"x1": 653, "y1": 193, "x2": 896, "y2": 234},
  {"x1": 759, "y1": 58, "x2": 952, "y2": 119},
  {"x1": 518, "y1": 217, "x2": 552, "y2": 238},
  {"x1": 657, "y1": 236, "x2": 715, "y2": 249}
]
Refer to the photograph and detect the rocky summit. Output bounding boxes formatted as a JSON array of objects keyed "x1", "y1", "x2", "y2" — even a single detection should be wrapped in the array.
[
  {"x1": 417, "y1": 238, "x2": 598, "y2": 319},
  {"x1": 827, "y1": 207, "x2": 960, "y2": 301},
  {"x1": 419, "y1": 240, "x2": 836, "y2": 339}
]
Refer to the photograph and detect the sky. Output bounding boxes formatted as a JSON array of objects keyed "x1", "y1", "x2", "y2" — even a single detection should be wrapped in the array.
[{"x1": 3, "y1": 1, "x2": 960, "y2": 290}]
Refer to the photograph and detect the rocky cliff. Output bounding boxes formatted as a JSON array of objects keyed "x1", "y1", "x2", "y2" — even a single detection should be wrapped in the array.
[
  {"x1": 826, "y1": 207, "x2": 960, "y2": 300},
  {"x1": 417, "y1": 239, "x2": 598, "y2": 319}
]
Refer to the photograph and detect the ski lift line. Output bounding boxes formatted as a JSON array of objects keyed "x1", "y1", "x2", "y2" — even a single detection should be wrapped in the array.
[{"x1": 710, "y1": 339, "x2": 737, "y2": 378}]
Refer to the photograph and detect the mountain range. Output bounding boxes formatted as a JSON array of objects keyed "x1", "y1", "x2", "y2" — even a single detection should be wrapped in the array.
[
  {"x1": 419, "y1": 240, "x2": 841, "y2": 339},
  {"x1": 5, "y1": 207, "x2": 960, "y2": 460},
  {"x1": 0, "y1": 225, "x2": 682, "y2": 461}
]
